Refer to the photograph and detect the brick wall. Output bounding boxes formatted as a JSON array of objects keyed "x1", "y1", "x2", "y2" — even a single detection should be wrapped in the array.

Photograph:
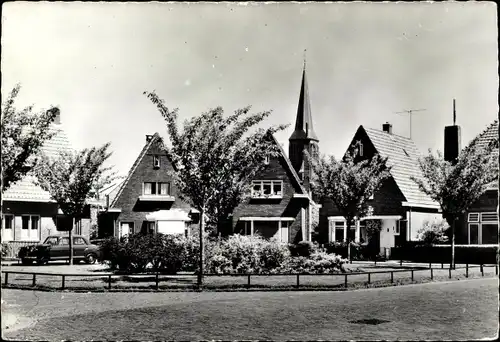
[{"x1": 111, "y1": 139, "x2": 193, "y2": 236}]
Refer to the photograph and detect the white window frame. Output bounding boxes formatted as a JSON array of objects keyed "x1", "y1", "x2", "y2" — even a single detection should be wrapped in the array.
[
  {"x1": 21, "y1": 215, "x2": 40, "y2": 230},
  {"x1": 359, "y1": 141, "x2": 364, "y2": 157},
  {"x1": 30, "y1": 215, "x2": 40, "y2": 230},
  {"x1": 153, "y1": 155, "x2": 160, "y2": 168},
  {"x1": 143, "y1": 182, "x2": 171, "y2": 196},
  {"x1": 75, "y1": 218, "x2": 82, "y2": 235},
  {"x1": 120, "y1": 221, "x2": 135, "y2": 237},
  {"x1": 264, "y1": 154, "x2": 270, "y2": 165},
  {"x1": 480, "y1": 212, "x2": 498, "y2": 222},
  {"x1": 468, "y1": 213, "x2": 480, "y2": 223},
  {"x1": 251, "y1": 180, "x2": 283, "y2": 199},
  {"x1": 467, "y1": 212, "x2": 498, "y2": 244},
  {"x1": 279, "y1": 221, "x2": 290, "y2": 243},
  {"x1": 468, "y1": 223, "x2": 480, "y2": 244},
  {"x1": 2, "y1": 214, "x2": 14, "y2": 230}
]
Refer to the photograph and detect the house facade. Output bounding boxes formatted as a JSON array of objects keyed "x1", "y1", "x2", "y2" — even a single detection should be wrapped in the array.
[
  {"x1": 99, "y1": 133, "x2": 199, "y2": 239},
  {"x1": 452, "y1": 120, "x2": 499, "y2": 245},
  {"x1": 1, "y1": 111, "x2": 92, "y2": 247},
  {"x1": 318, "y1": 123, "x2": 442, "y2": 252},
  {"x1": 230, "y1": 66, "x2": 320, "y2": 243}
]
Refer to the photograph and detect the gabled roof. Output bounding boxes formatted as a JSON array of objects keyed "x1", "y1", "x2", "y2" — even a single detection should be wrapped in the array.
[
  {"x1": 270, "y1": 134, "x2": 309, "y2": 196},
  {"x1": 289, "y1": 67, "x2": 319, "y2": 142},
  {"x1": 2, "y1": 124, "x2": 73, "y2": 202},
  {"x1": 110, "y1": 133, "x2": 161, "y2": 208},
  {"x1": 467, "y1": 120, "x2": 499, "y2": 191},
  {"x1": 361, "y1": 126, "x2": 439, "y2": 208}
]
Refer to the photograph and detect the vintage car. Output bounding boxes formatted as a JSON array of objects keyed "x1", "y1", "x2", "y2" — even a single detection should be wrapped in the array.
[{"x1": 18, "y1": 235, "x2": 101, "y2": 265}]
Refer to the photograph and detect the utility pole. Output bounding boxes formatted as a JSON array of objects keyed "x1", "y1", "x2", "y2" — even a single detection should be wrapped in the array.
[{"x1": 394, "y1": 108, "x2": 427, "y2": 139}]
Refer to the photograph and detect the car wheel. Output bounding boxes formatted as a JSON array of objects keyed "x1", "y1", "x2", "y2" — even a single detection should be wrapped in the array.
[
  {"x1": 85, "y1": 253, "x2": 97, "y2": 264},
  {"x1": 21, "y1": 258, "x2": 33, "y2": 265}
]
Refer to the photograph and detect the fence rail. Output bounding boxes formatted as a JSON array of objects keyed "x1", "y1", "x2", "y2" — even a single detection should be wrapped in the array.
[{"x1": 2, "y1": 263, "x2": 497, "y2": 291}]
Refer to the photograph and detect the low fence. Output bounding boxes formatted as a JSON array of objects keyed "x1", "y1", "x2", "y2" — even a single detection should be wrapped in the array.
[{"x1": 2, "y1": 263, "x2": 497, "y2": 292}]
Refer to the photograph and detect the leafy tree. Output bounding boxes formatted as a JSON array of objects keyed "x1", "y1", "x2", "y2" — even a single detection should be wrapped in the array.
[
  {"x1": 1, "y1": 84, "x2": 58, "y2": 192},
  {"x1": 33, "y1": 143, "x2": 113, "y2": 264},
  {"x1": 310, "y1": 141, "x2": 392, "y2": 262},
  {"x1": 144, "y1": 90, "x2": 286, "y2": 285},
  {"x1": 411, "y1": 137, "x2": 498, "y2": 268}
]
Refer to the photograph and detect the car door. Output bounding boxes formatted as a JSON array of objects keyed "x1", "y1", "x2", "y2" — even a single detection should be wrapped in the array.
[
  {"x1": 54, "y1": 237, "x2": 70, "y2": 260},
  {"x1": 73, "y1": 237, "x2": 87, "y2": 258}
]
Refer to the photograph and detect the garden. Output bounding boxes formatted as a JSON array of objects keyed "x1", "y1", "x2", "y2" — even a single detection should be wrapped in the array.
[{"x1": 98, "y1": 233, "x2": 347, "y2": 275}]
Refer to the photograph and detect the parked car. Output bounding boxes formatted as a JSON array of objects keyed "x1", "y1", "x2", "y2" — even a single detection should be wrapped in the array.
[{"x1": 18, "y1": 235, "x2": 101, "y2": 265}]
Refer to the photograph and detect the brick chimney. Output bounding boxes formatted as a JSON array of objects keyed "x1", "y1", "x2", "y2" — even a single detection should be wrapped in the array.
[
  {"x1": 382, "y1": 122, "x2": 392, "y2": 134},
  {"x1": 52, "y1": 108, "x2": 61, "y2": 125},
  {"x1": 444, "y1": 99, "x2": 461, "y2": 164}
]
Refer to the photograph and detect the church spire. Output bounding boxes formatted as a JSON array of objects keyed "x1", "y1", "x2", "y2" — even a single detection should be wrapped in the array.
[{"x1": 289, "y1": 55, "x2": 319, "y2": 142}]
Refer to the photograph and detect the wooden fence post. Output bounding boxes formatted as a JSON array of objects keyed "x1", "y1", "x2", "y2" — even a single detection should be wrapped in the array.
[
  {"x1": 4, "y1": 272, "x2": 8, "y2": 285},
  {"x1": 430, "y1": 268, "x2": 433, "y2": 280},
  {"x1": 247, "y1": 274, "x2": 251, "y2": 288},
  {"x1": 367, "y1": 273, "x2": 371, "y2": 284},
  {"x1": 62, "y1": 275, "x2": 65, "y2": 290},
  {"x1": 449, "y1": 266, "x2": 452, "y2": 279},
  {"x1": 480, "y1": 264, "x2": 484, "y2": 277},
  {"x1": 108, "y1": 275, "x2": 112, "y2": 289},
  {"x1": 411, "y1": 270, "x2": 414, "y2": 281},
  {"x1": 466, "y1": 263, "x2": 468, "y2": 278},
  {"x1": 344, "y1": 274, "x2": 348, "y2": 288},
  {"x1": 155, "y1": 273, "x2": 159, "y2": 290},
  {"x1": 441, "y1": 262, "x2": 444, "y2": 269},
  {"x1": 390, "y1": 271, "x2": 393, "y2": 283},
  {"x1": 296, "y1": 274, "x2": 300, "y2": 288},
  {"x1": 496, "y1": 264, "x2": 498, "y2": 276},
  {"x1": 32, "y1": 274, "x2": 36, "y2": 287}
]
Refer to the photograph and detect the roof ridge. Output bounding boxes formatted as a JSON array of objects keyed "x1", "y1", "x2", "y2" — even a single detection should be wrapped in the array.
[
  {"x1": 363, "y1": 126, "x2": 415, "y2": 142},
  {"x1": 110, "y1": 134, "x2": 160, "y2": 207}
]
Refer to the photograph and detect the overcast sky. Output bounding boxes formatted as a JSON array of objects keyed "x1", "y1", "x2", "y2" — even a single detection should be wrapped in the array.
[{"x1": 2, "y1": 2, "x2": 498, "y2": 177}]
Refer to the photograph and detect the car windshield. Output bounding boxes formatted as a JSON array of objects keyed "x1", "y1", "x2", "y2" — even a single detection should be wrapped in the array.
[{"x1": 44, "y1": 237, "x2": 59, "y2": 245}]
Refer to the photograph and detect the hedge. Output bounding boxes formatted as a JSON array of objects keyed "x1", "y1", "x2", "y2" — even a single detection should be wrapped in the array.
[{"x1": 390, "y1": 245, "x2": 499, "y2": 265}]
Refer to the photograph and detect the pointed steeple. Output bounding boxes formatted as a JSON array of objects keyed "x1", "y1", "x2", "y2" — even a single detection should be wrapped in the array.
[{"x1": 289, "y1": 62, "x2": 319, "y2": 142}]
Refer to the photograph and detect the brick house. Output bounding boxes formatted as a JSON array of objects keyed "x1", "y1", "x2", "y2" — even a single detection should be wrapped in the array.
[
  {"x1": 229, "y1": 66, "x2": 320, "y2": 243},
  {"x1": 99, "y1": 133, "x2": 199, "y2": 239},
  {"x1": 453, "y1": 120, "x2": 499, "y2": 245},
  {"x1": 318, "y1": 123, "x2": 442, "y2": 252},
  {"x1": 1, "y1": 111, "x2": 93, "y2": 250}
]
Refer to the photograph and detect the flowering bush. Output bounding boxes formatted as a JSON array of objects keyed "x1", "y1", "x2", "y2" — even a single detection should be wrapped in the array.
[
  {"x1": 288, "y1": 241, "x2": 318, "y2": 257},
  {"x1": 416, "y1": 220, "x2": 450, "y2": 245}
]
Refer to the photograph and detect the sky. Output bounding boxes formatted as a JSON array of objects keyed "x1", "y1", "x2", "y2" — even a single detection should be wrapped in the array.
[{"x1": 2, "y1": 2, "x2": 498, "y2": 178}]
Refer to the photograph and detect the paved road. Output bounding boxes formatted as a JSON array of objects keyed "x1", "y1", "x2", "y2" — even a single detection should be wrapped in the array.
[{"x1": 2, "y1": 278, "x2": 498, "y2": 340}]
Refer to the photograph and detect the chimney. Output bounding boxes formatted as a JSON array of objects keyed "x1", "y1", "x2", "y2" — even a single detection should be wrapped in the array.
[
  {"x1": 382, "y1": 122, "x2": 392, "y2": 134},
  {"x1": 51, "y1": 108, "x2": 61, "y2": 125},
  {"x1": 444, "y1": 99, "x2": 461, "y2": 164},
  {"x1": 146, "y1": 134, "x2": 154, "y2": 142}
]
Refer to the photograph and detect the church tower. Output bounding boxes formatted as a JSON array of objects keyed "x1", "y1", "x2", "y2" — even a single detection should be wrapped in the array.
[{"x1": 288, "y1": 60, "x2": 319, "y2": 192}]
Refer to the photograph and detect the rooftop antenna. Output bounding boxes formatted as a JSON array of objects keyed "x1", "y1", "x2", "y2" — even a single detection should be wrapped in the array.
[
  {"x1": 453, "y1": 99, "x2": 456, "y2": 125},
  {"x1": 394, "y1": 108, "x2": 427, "y2": 139}
]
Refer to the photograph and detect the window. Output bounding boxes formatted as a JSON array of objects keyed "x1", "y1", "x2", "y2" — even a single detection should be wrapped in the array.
[
  {"x1": 75, "y1": 219, "x2": 82, "y2": 235},
  {"x1": 44, "y1": 237, "x2": 59, "y2": 245},
  {"x1": 334, "y1": 221, "x2": 345, "y2": 242},
  {"x1": 251, "y1": 180, "x2": 283, "y2": 198},
  {"x1": 3, "y1": 215, "x2": 13, "y2": 229},
  {"x1": 22, "y1": 216, "x2": 30, "y2": 230},
  {"x1": 73, "y1": 237, "x2": 86, "y2": 245},
  {"x1": 359, "y1": 142, "x2": 364, "y2": 157},
  {"x1": 144, "y1": 182, "x2": 171, "y2": 196},
  {"x1": 31, "y1": 216, "x2": 39, "y2": 230},
  {"x1": 264, "y1": 154, "x2": 270, "y2": 165},
  {"x1": 60, "y1": 237, "x2": 70, "y2": 245},
  {"x1": 153, "y1": 155, "x2": 160, "y2": 168},
  {"x1": 468, "y1": 212, "x2": 498, "y2": 244}
]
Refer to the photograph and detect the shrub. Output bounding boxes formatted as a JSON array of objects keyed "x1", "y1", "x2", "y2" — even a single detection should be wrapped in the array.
[
  {"x1": 390, "y1": 245, "x2": 498, "y2": 264},
  {"x1": 288, "y1": 241, "x2": 317, "y2": 257},
  {"x1": 278, "y1": 251, "x2": 346, "y2": 274},
  {"x1": 1, "y1": 243, "x2": 11, "y2": 258},
  {"x1": 416, "y1": 220, "x2": 450, "y2": 245},
  {"x1": 260, "y1": 238, "x2": 291, "y2": 272}
]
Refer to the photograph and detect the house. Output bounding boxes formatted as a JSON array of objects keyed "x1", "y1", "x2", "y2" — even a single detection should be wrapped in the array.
[
  {"x1": 229, "y1": 66, "x2": 320, "y2": 243},
  {"x1": 451, "y1": 120, "x2": 499, "y2": 245},
  {"x1": 99, "y1": 133, "x2": 199, "y2": 239},
  {"x1": 1, "y1": 110, "x2": 93, "y2": 251},
  {"x1": 318, "y1": 122, "x2": 443, "y2": 252}
]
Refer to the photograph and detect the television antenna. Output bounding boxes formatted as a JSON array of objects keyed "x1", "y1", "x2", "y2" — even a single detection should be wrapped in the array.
[{"x1": 394, "y1": 108, "x2": 427, "y2": 139}]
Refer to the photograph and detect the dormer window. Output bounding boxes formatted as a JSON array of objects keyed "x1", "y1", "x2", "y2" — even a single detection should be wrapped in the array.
[
  {"x1": 251, "y1": 180, "x2": 283, "y2": 199},
  {"x1": 358, "y1": 141, "x2": 364, "y2": 157},
  {"x1": 153, "y1": 155, "x2": 160, "y2": 168},
  {"x1": 144, "y1": 182, "x2": 170, "y2": 196}
]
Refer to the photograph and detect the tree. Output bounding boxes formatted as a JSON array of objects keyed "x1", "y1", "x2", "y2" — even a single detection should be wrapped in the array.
[
  {"x1": 411, "y1": 137, "x2": 498, "y2": 268},
  {"x1": 144, "y1": 90, "x2": 287, "y2": 285},
  {"x1": 310, "y1": 141, "x2": 392, "y2": 262},
  {"x1": 33, "y1": 143, "x2": 113, "y2": 264},
  {"x1": 1, "y1": 84, "x2": 58, "y2": 192}
]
